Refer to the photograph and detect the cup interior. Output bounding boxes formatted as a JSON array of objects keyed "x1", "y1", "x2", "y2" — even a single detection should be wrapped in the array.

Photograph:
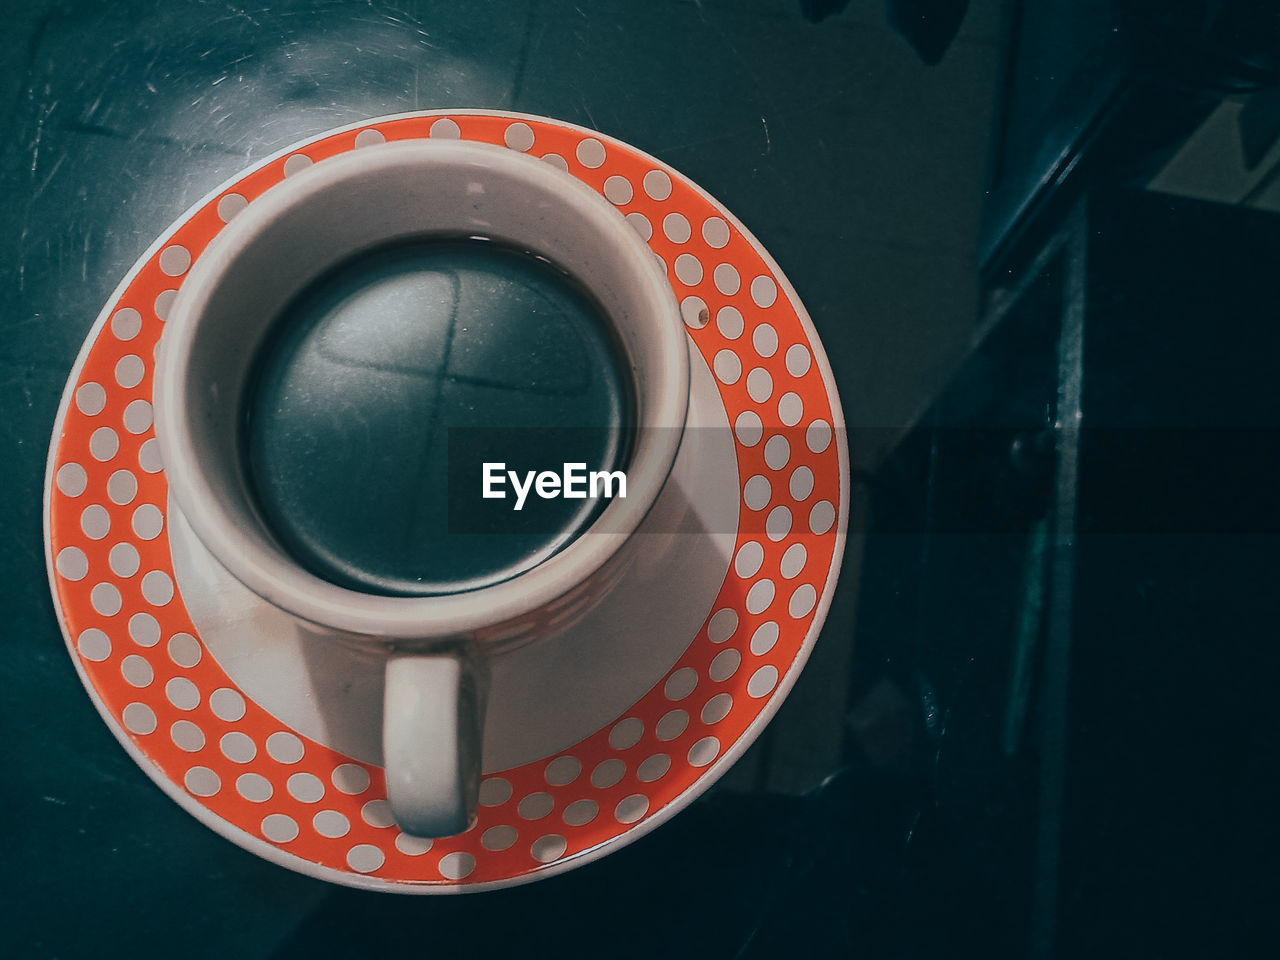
[{"x1": 156, "y1": 139, "x2": 688, "y2": 639}]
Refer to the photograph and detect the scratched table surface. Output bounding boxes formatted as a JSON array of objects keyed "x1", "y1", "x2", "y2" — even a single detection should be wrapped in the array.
[{"x1": 0, "y1": 1, "x2": 1005, "y2": 957}]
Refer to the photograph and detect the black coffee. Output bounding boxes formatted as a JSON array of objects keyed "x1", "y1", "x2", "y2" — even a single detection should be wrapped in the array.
[{"x1": 244, "y1": 238, "x2": 633, "y2": 596}]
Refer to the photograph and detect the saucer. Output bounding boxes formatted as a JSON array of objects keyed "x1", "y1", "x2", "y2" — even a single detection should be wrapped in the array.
[{"x1": 44, "y1": 111, "x2": 848, "y2": 892}]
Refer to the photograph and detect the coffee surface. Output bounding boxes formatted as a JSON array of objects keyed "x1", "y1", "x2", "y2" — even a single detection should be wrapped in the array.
[{"x1": 245, "y1": 238, "x2": 632, "y2": 596}]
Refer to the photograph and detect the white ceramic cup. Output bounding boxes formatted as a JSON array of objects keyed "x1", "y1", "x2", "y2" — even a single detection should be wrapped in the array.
[{"x1": 154, "y1": 139, "x2": 690, "y2": 838}]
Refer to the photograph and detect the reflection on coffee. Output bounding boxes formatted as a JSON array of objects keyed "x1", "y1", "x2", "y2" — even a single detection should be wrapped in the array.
[{"x1": 244, "y1": 237, "x2": 635, "y2": 597}]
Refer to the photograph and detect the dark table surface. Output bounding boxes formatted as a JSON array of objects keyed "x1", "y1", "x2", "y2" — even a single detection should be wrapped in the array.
[{"x1": 1, "y1": 2, "x2": 1016, "y2": 957}]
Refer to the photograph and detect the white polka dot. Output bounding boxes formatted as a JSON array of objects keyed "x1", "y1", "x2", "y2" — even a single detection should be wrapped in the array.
[
  {"x1": 438, "y1": 851, "x2": 475, "y2": 880},
  {"x1": 609, "y1": 717, "x2": 644, "y2": 750},
  {"x1": 170, "y1": 719, "x2": 205, "y2": 752},
  {"x1": 287, "y1": 772, "x2": 325, "y2": 803},
  {"x1": 167, "y1": 631, "x2": 201, "y2": 665},
  {"x1": 541, "y1": 152, "x2": 568, "y2": 171},
  {"x1": 809, "y1": 499, "x2": 836, "y2": 534},
  {"x1": 746, "y1": 578, "x2": 776, "y2": 614},
  {"x1": 702, "y1": 217, "x2": 730, "y2": 248},
  {"x1": 56, "y1": 462, "x2": 88, "y2": 497},
  {"x1": 217, "y1": 192, "x2": 248, "y2": 222},
  {"x1": 662, "y1": 212, "x2": 691, "y2": 243},
  {"x1": 343, "y1": 844, "x2": 381, "y2": 875},
  {"x1": 154, "y1": 289, "x2": 177, "y2": 321},
  {"x1": 141, "y1": 570, "x2": 174, "y2": 605},
  {"x1": 332, "y1": 763, "x2": 371, "y2": 795},
  {"x1": 785, "y1": 344, "x2": 812, "y2": 377},
  {"x1": 688, "y1": 736, "x2": 720, "y2": 767},
  {"x1": 131, "y1": 504, "x2": 164, "y2": 541},
  {"x1": 576, "y1": 137, "x2": 605, "y2": 168},
  {"x1": 702, "y1": 693, "x2": 734, "y2": 724},
  {"x1": 544, "y1": 756, "x2": 581, "y2": 786},
  {"x1": 282, "y1": 153, "x2": 313, "y2": 176},
  {"x1": 165, "y1": 676, "x2": 199, "y2": 711},
  {"x1": 209, "y1": 687, "x2": 245, "y2": 721},
  {"x1": 347, "y1": 128, "x2": 384, "y2": 150},
  {"x1": 122, "y1": 399, "x2": 153, "y2": 434},
  {"x1": 480, "y1": 824, "x2": 517, "y2": 851},
  {"x1": 709, "y1": 649, "x2": 741, "y2": 683},
  {"x1": 184, "y1": 767, "x2": 220, "y2": 797},
  {"x1": 266, "y1": 731, "x2": 304, "y2": 763},
  {"x1": 563, "y1": 799, "x2": 598, "y2": 826},
  {"x1": 735, "y1": 541, "x2": 764, "y2": 579},
  {"x1": 519, "y1": 792, "x2": 554, "y2": 820},
  {"x1": 664, "y1": 667, "x2": 698, "y2": 701},
  {"x1": 76, "y1": 382, "x2": 107, "y2": 416},
  {"x1": 643, "y1": 169, "x2": 672, "y2": 200},
  {"x1": 90, "y1": 582, "x2": 122, "y2": 617},
  {"x1": 637, "y1": 753, "x2": 671, "y2": 782},
  {"x1": 262, "y1": 813, "x2": 299, "y2": 843},
  {"x1": 479, "y1": 777, "x2": 512, "y2": 806},
  {"x1": 789, "y1": 583, "x2": 818, "y2": 618},
  {"x1": 716, "y1": 305, "x2": 745, "y2": 340},
  {"x1": 77, "y1": 628, "x2": 110, "y2": 662},
  {"x1": 80, "y1": 504, "x2": 110, "y2": 540},
  {"x1": 429, "y1": 117, "x2": 461, "y2": 138},
  {"x1": 766, "y1": 505, "x2": 793, "y2": 542},
  {"x1": 111, "y1": 307, "x2": 142, "y2": 341},
  {"x1": 779, "y1": 392, "x2": 804, "y2": 426},
  {"x1": 734, "y1": 410, "x2": 763, "y2": 446},
  {"x1": 712, "y1": 349, "x2": 741, "y2": 385},
  {"x1": 752, "y1": 323, "x2": 779, "y2": 358},
  {"x1": 674, "y1": 253, "x2": 703, "y2": 286},
  {"x1": 746, "y1": 367, "x2": 773, "y2": 403},
  {"x1": 122, "y1": 702, "x2": 156, "y2": 735},
  {"x1": 655, "y1": 709, "x2": 689, "y2": 741},
  {"x1": 764, "y1": 435, "x2": 790, "y2": 471},
  {"x1": 313, "y1": 810, "x2": 350, "y2": 838},
  {"x1": 750, "y1": 275, "x2": 778, "y2": 308},
  {"x1": 395, "y1": 832, "x2": 432, "y2": 855},
  {"x1": 806, "y1": 419, "x2": 833, "y2": 453},
  {"x1": 743, "y1": 475, "x2": 771, "y2": 511},
  {"x1": 625, "y1": 211, "x2": 652, "y2": 241},
  {"x1": 748, "y1": 665, "x2": 781, "y2": 698},
  {"x1": 790, "y1": 466, "x2": 815, "y2": 501},
  {"x1": 107, "y1": 469, "x2": 137, "y2": 505},
  {"x1": 55, "y1": 546, "x2": 88, "y2": 581},
  {"x1": 713, "y1": 263, "x2": 741, "y2": 296},
  {"x1": 708, "y1": 607, "x2": 738, "y2": 643},
  {"x1": 361, "y1": 799, "x2": 395, "y2": 828},
  {"x1": 138, "y1": 438, "x2": 163, "y2": 473},
  {"x1": 158, "y1": 245, "x2": 190, "y2": 277},
  {"x1": 780, "y1": 543, "x2": 808, "y2": 579},
  {"x1": 614, "y1": 794, "x2": 649, "y2": 824},
  {"x1": 681, "y1": 295, "x2": 709, "y2": 329},
  {"x1": 751, "y1": 621, "x2": 780, "y2": 655},
  {"x1": 90, "y1": 427, "x2": 119, "y2": 462},
  {"x1": 590, "y1": 758, "x2": 626, "y2": 788},
  {"x1": 603, "y1": 174, "x2": 632, "y2": 205},
  {"x1": 116, "y1": 356, "x2": 145, "y2": 390},
  {"x1": 502, "y1": 121, "x2": 535, "y2": 151},
  {"x1": 120, "y1": 655, "x2": 153, "y2": 687},
  {"x1": 220, "y1": 732, "x2": 256, "y2": 763},
  {"x1": 236, "y1": 773, "x2": 273, "y2": 802}
]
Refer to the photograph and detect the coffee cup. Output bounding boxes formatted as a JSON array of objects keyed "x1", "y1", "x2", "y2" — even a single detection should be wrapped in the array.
[{"x1": 154, "y1": 139, "x2": 690, "y2": 837}]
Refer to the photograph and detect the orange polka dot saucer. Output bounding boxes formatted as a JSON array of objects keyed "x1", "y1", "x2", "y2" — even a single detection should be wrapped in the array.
[{"x1": 43, "y1": 111, "x2": 848, "y2": 892}]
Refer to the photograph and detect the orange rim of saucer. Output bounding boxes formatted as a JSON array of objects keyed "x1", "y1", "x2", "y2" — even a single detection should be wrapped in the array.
[{"x1": 44, "y1": 111, "x2": 847, "y2": 891}]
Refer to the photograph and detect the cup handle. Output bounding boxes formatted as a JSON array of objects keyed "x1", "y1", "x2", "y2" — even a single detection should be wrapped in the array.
[{"x1": 383, "y1": 646, "x2": 487, "y2": 838}]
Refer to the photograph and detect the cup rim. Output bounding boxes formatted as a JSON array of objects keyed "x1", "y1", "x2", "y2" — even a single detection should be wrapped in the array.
[{"x1": 154, "y1": 138, "x2": 689, "y2": 640}]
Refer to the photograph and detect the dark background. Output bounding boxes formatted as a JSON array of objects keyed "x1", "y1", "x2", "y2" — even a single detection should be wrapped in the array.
[{"x1": 5, "y1": 1, "x2": 1280, "y2": 957}]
